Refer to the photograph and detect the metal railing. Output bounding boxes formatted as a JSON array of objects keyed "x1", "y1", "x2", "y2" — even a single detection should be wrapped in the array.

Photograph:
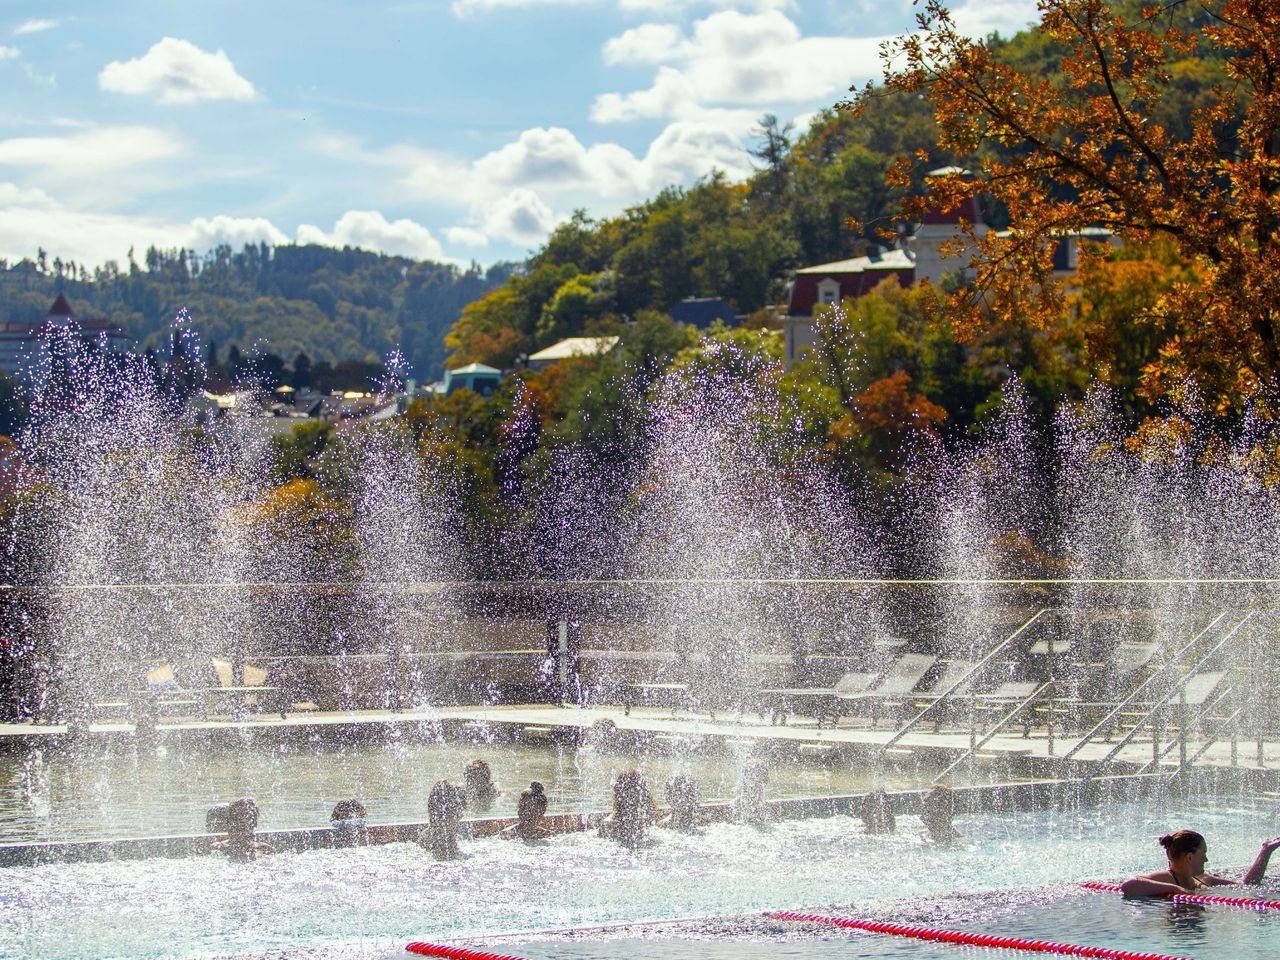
[
  {"x1": 933, "y1": 680, "x2": 1054, "y2": 782},
  {"x1": 877, "y1": 608, "x2": 1048, "y2": 756},
  {"x1": 1058, "y1": 610, "x2": 1236, "y2": 763}
]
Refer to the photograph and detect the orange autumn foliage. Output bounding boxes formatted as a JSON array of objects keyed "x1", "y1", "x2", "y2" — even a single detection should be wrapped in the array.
[
  {"x1": 861, "y1": 0, "x2": 1280, "y2": 411},
  {"x1": 830, "y1": 370, "x2": 948, "y2": 468}
]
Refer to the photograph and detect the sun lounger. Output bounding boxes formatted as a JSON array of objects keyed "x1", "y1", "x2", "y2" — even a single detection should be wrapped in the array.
[
  {"x1": 837, "y1": 653, "x2": 939, "y2": 727},
  {"x1": 761, "y1": 671, "x2": 878, "y2": 728}
]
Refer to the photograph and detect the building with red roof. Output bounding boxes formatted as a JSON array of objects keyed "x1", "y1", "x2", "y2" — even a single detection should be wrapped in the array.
[
  {"x1": 0, "y1": 294, "x2": 132, "y2": 384},
  {"x1": 781, "y1": 169, "x2": 1110, "y2": 368}
]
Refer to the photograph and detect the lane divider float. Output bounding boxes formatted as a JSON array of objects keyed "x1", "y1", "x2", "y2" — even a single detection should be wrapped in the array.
[
  {"x1": 765, "y1": 910, "x2": 1194, "y2": 960},
  {"x1": 405, "y1": 941, "x2": 527, "y2": 960},
  {"x1": 1082, "y1": 880, "x2": 1280, "y2": 912}
]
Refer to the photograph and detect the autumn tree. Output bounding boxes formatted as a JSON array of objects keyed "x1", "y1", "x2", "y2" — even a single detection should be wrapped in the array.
[{"x1": 862, "y1": 0, "x2": 1280, "y2": 409}]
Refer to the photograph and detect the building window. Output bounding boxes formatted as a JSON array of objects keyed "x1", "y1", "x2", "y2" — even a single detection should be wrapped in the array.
[{"x1": 817, "y1": 278, "x2": 841, "y2": 307}]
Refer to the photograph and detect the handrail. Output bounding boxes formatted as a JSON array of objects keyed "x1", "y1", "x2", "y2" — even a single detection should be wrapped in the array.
[
  {"x1": 933, "y1": 680, "x2": 1053, "y2": 782},
  {"x1": 1059, "y1": 610, "x2": 1233, "y2": 763},
  {"x1": 1086, "y1": 613, "x2": 1251, "y2": 770},
  {"x1": 1134, "y1": 684, "x2": 1235, "y2": 775},
  {"x1": 877, "y1": 608, "x2": 1048, "y2": 755},
  {"x1": 1168, "y1": 704, "x2": 1245, "y2": 776}
]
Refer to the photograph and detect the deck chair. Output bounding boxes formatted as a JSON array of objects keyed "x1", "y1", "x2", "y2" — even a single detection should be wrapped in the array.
[
  {"x1": 1107, "y1": 670, "x2": 1228, "y2": 742},
  {"x1": 761, "y1": 671, "x2": 878, "y2": 728},
  {"x1": 1035, "y1": 641, "x2": 1162, "y2": 734},
  {"x1": 145, "y1": 662, "x2": 182, "y2": 692},
  {"x1": 211, "y1": 658, "x2": 269, "y2": 688},
  {"x1": 837, "y1": 653, "x2": 938, "y2": 727},
  {"x1": 898, "y1": 659, "x2": 980, "y2": 731},
  {"x1": 210, "y1": 657, "x2": 280, "y2": 717},
  {"x1": 140, "y1": 662, "x2": 202, "y2": 718},
  {"x1": 973, "y1": 680, "x2": 1044, "y2": 736}
]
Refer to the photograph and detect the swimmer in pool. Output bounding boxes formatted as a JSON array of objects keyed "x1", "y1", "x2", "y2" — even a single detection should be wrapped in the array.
[
  {"x1": 598, "y1": 768, "x2": 657, "y2": 847},
  {"x1": 1121, "y1": 829, "x2": 1280, "y2": 895},
  {"x1": 500, "y1": 781, "x2": 552, "y2": 842},
  {"x1": 329, "y1": 797, "x2": 369, "y2": 847},
  {"x1": 859, "y1": 788, "x2": 895, "y2": 835},
  {"x1": 919, "y1": 784, "x2": 962, "y2": 843},
  {"x1": 420, "y1": 780, "x2": 467, "y2": 860},
  {"x1": 211, "y1": 797, "x2": 275, "y2": 862},
  {"x1": 462, "y1": 759, "x2": 500, "y2": 809},
  {"x1": 658, "y1": 774, "x2": 703, "y2": 832}
]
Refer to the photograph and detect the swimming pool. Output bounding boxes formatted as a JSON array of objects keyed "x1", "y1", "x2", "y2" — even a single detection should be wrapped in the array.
[
  {"x1": 0, "y1": 735, "x2": 938, "y2": 843},
  {"x1": 1, "y1": 797, "x2": 1274, "y2": 959}
]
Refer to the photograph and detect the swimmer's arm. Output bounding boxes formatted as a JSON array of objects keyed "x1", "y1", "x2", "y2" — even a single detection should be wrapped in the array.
[
  {"x1": 1119, "y1": 874, "x2": 1186, "y2": 897},
  {"x1": 1242, "y1": 836, "x2": 1280, "y2": 884}
]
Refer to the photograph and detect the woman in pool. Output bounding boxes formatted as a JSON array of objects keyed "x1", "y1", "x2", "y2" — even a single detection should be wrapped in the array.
[
  {"x1": 420, "y1": 780, "x2": 467, "y2": 860},
  {"x1": 919, "y1": 784, "x2": 962, "y2": 843},
  {"x1": 1120, "y1": 829, "x2": 1280, "y2": 895},
  {"x1": 462, "y1": 759, "x2": 500, "y2": 808},
  {"x1": 659, "y1": 774, "x2": 703, "y2": 832},
  {"x1": 329, "y1": 797, "x2": 369, "y2": 847},
  {"x1": 859, "y1": 788, "x2": 896, "y2": 835},
  {"x1": 599, "y1": 768, "x2": 657, "y2": 847},
  {"x1": 501, "y1": 781, "x2": 552, "y2": 841},
  {"x1": 211, "y1": 797, "x2": 275, "y2": 862}
]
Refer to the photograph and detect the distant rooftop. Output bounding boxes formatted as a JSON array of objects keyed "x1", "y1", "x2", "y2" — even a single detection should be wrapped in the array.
[
  {"x1": 528, "y1": 336, "x2": 621, "y2": 362},
  {"x1": 448, "y1": 362, "x2": 501, "y2": 375},
  {"x1": 794, "y1": 248, "x2": 915, "y2": 275}
]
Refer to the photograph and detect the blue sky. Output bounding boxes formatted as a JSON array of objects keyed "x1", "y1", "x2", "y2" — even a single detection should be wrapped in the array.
[{"x1": 0, "y1": 0, "x2": 1038, "y2": 270}]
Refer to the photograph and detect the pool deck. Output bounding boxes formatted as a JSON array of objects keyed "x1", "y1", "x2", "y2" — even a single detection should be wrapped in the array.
[{"x1": 2, "y1": 702, "x2": 1277, "y2": 783}]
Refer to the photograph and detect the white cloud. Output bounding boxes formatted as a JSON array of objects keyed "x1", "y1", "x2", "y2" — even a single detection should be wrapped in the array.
[
  {"x1": 452, "y1": 0, "x2": 589, "y2": 14},
  {"x1": 642, "y1": 119, "x2": 754, "y2": 184},
  {"x1": 0, "y1": 126, "x2": 182, "y2": 178},
  {"x1": 0, "y1": 181, "x2": 189, "y2": 266},
  {"x1": 481, "y1": 189, "x2": 559, "y2": 245},
  {"x1": 296, "y1": 210, "x2": 448, "y2": 261},
  {"x1": 189, "y1": 215, "x2": 288, "y2": 251},
  {"x1": 13, "y1": 18, "x2": 58, "y2": 36},
  {"x1": 472, "y1": 126, "x2": 644, "y2": 198},
  {"x1": 0, "y1": 45, "x2": 18, "y2": 61},
  {"x1": 445, "y1": 226, "x2": 489, "y2": 247},
  {"x1": 593, "y1": 10, "x2": 886, "y2": 122},
  {"x1": 453, "y1": 0, "x2": 792, "y2": 13},
  {"x1": 314, "y1": 114, "x2": 757, "y2": 250},
  {"x1": 0, "y1": 184, "x2": 465, "y2": 267},
  {"x1": 950, "y1": 0, "x2": 1039, "y2": 39},
  {"x1": 22, "y1": 63, "x2": 55, "y2": 86},
  {"x1": 602, "y1": 24, "x2": 690, "y2": 64},
  {"x1": 98, "y1": 37, "x2": 256, "y2": 105}
]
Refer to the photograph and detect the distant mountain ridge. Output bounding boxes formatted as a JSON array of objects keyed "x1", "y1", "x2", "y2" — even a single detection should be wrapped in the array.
[{"x1": 0, "y1": 244, "x2": 516, "y2": 381}]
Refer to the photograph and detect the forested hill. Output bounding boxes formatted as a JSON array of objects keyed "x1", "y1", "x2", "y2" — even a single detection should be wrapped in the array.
[
  {"x1": 0, "y1": 244, "x2": 515, "y2": 381},
  {"x1": 444, "y1": 0, "x2": 1227, "y2": 371}
]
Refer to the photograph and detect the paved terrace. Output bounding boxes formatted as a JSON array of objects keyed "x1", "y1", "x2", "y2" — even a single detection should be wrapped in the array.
[{"x1": 2, "y1": 703, "x2": 1278, "y2": 780}]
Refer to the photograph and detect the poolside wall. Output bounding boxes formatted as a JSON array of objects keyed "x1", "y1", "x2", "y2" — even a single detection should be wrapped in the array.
[{"x1": 0, "y1": 775, "x2": 1170, "y2": 868}]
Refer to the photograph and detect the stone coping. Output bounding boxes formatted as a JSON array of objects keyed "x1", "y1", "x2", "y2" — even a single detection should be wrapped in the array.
[{"x1": 0, "y1": 776, "x2": 1161, "y2": 867}]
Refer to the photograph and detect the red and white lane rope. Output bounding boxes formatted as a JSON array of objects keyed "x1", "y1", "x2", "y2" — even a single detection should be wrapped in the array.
[
  {"x1": 766, "y1": 910, "x2": 1194, "y2": 960},
  {"x1": 1082, "y1": 880, "x2": 1280, "y2": 912},
  {"x1": 405, "y1": 941, "x2": 528, "y2": 960}
]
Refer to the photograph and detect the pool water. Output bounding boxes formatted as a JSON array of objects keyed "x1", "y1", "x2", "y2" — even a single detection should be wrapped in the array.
[
  {"x1": 1, "y1": 798, "x2": 1276, "y2": 959},
  {"x1": 503, "y1": 891, "x2": 1280, "y2": 960},
  {"x1": 0, "y1": 736, "x2": 932, "y2": 843}
]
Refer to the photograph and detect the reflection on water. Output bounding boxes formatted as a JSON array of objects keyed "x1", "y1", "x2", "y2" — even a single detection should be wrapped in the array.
[
  {"x1": 1, "y1": 800, "x2": 1277, "y2": 960},
  {"x1": 0, "y1": 738, "x2": 936, "y2": 843}
]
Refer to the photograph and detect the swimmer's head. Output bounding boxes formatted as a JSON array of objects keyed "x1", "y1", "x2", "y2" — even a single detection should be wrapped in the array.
[{"x1": 1159, "y1": 829, "x2": 1208, "y2": 870}]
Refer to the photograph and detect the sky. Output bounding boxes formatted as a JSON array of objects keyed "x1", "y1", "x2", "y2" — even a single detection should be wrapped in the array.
[{"x1": 0, "y1": 0, "x2": 1040, "y2": 271}]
